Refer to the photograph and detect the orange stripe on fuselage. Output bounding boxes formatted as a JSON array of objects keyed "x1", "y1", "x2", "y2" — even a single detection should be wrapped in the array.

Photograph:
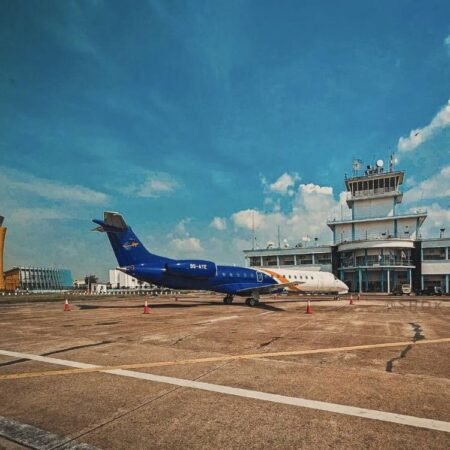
[{"x1": 258, "y1": 268, "x2": 302, "y2": 291}]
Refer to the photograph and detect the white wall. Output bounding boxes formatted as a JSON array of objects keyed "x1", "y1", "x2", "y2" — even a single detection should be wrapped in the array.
[
  {"x1": 353, "y1": 197, "x2": 394, "y2": 219},
  {"x1": 422, "y1": 262, "x2": 450, "y2": 275},
  {"x1": 109, "y1": 269, "x2": 153, "y2": 288},
  {"x1": 334, "y1": 223, "x2": 352, "y2": 242}
]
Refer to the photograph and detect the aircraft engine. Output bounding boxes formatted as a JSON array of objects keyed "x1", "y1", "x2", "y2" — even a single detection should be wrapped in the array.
[{"x1": 165, "y1": 260, "x2": 216, "y2": 278}]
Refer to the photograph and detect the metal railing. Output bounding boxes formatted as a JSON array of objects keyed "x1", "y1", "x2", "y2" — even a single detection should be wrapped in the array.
[
  {"x1": 339, "y1": 258, "x2": 413, "y2": 268},
  {"x1": 334, "y1": 233, "x2": 414, "y2": 245}
]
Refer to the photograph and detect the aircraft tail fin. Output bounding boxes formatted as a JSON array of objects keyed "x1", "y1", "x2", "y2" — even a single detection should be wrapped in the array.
[{"x1": 93, "y1": 212, "x2": 171, "y2": 267}]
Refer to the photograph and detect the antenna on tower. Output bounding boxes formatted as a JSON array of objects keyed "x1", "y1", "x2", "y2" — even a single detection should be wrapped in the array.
[
  {"x1": 389, "y1": 153, "x2": 398, "y2": 172},
  {"x1": 352, "y1": 158, "x2": 362, "y2": 177}
]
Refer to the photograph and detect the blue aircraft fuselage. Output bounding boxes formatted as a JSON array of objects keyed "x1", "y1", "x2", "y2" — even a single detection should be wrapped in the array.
[
  {"x1": 121, "y1": 262, "x2": 278, "y2": 295},
  {"x1": 93, "y1": 213, "x2": 280, "y2": 298},
  {"x1": 93, "y1": 212, "x2": 348, "y2": 303}
]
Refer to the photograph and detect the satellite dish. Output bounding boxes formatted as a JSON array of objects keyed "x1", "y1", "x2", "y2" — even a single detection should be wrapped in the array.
[{"x1": 376, "y1": 160, "x2": 384, "y2": 168}]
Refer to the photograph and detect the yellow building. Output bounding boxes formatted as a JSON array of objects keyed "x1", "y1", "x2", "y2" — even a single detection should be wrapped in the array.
[{"x1": 0, "y1": 216, "x2": 6, "y2": 290}]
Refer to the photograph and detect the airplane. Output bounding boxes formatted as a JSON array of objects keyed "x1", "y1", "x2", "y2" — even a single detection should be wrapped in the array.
[{"x1": 93, "y1": 212, "x2": 349, "y2": 306}]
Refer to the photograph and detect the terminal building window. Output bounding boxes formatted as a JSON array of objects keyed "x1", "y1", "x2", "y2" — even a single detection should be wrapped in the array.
[
  {"x1": 296, "y1": 254, "x2": 313, "y2": 265},
  {"x1": 279, "y1": 255, "x2": 295, "y2": 265},
  {"x1": 316, "y1": 253, "x2": 331, "y2": 264},
  {"x1": 249, "y1": 257, "x2": 261, "y2": 266},
  {"x1": 423, "y1": 275, "x2": 446, "y2": 289},
  {"x1": 367, "y1": 255, "x2": 380, "y2": 266},
  {"x1": 356, "y1": 255, "x2": 365, "y2": 266},
  {"x1": 340, "y1": 252, "x2": 354, "y2": 267},
  {"x1": 263, "y1": 256, "x2": 278, "y2": 266},
  {"x1": 423, "y1": 247, "x2": 446, "y2": 260}
]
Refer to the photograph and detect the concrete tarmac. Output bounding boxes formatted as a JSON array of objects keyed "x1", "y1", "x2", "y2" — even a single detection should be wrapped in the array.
[{"x1": 0, "y1": 293, "x2": 449, "y2": 449}]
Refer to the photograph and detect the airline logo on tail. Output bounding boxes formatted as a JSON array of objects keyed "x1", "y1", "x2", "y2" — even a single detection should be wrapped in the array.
[{"x1": 122, "y1": 240, "x2": 140, "y2": 250}]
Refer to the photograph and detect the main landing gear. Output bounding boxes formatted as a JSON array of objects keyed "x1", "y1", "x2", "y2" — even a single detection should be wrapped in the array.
[
  {"x1": 245, "y1": 291, "x2": 260, "y2": 307},
  {"x1": 223, "y1": 293, "x2": 261, "y2": 307},
  {"x1": 245, "y1": 298, "x2": 260, "y2": 307},
  {"x1": 223, "y1": 294, "x2": 234, "y2": 305}
]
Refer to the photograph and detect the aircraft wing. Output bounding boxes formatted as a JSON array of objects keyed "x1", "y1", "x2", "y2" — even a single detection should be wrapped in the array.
[{"x1": 235, "y1": 281, "x2": 305, "y2": 295}]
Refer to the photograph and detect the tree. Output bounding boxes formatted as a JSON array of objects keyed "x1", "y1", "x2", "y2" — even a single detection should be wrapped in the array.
[{"x1": 84, "y1": 275, "x2": 98, "y2": 292}]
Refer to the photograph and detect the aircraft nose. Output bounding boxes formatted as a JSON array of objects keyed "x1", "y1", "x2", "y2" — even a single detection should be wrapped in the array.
[{"x1": 340, "y1": 280, "x2": 349, "y2": 292}]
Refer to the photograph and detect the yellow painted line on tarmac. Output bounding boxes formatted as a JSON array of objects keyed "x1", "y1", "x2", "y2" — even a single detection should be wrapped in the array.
[
  {"x1": 2, "y1": 349, "x2": 449, "y2": 433},
  {"x1": 1, "y1": 337, "x2": 449, "y2": 381}
]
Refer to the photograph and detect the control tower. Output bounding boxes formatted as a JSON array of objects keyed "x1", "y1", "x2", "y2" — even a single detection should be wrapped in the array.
[
  {"x1": 327, "y1": 157, "x2": 427, "y2": 293},
  {"x1": 0, "y1": 216, "x2": 6, "y2": 290}
]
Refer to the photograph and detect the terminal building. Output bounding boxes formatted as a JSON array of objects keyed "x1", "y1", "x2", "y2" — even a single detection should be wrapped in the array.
[
  {"x1": 0, "y1": 215, "x2": 74, "y2": 292},
  {"x1": 0, "y1": 216, "x2": 6, "y2": 290},
  {"x1": 244, "y1": 158, "x2": 450, "y2": 293},
  {"x1": 3, "y1": 267, "x2": 73, "y2": 292}
]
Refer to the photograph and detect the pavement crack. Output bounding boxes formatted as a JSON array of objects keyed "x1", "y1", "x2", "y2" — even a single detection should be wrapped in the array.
[
  {"x1": 385, "y1": 323, "x2": 425, "y2": 373},
  {"x1": 171, "y1": 335, "x2": 191, "y2": 346},
  {"x1": 258, "y1": 336, "x2": 281, "y2": 348},
  {"x1": 0, "y1": 341, "x2": 113, "y2": 368},
  {"x1": 409, "y1": 322, "x2": 425, "y2": 342},
  {"x1": 55, "y1": 360, "x2": 233, "y2": 448}
]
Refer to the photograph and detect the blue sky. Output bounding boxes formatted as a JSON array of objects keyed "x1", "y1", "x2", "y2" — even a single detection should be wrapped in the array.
[{"x1": 1, "y1": 0, "x2": 449, "y2": 279}]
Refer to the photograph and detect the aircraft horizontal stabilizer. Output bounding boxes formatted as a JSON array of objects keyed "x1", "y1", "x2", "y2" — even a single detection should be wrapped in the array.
[{"x1": 92, "y1": 212, "x2": 128, "y2": 233}]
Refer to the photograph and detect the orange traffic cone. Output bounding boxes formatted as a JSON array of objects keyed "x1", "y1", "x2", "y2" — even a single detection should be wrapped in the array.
[
  {"x1": 349, "y1": 295, "x2": 354, "y2": 305},
  {"x1": 143, "y1": 300, "x2": 151, "y2": 314},
  {"x1": 305, "y1": 301, "x2": 313, "y2": 314},
  {"x1": 63, "y1": 299, "x2": 71, "y2": 312}
]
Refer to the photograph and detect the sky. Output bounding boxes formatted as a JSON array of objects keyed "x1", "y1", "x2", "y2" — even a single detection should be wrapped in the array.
[{"x1": 1, "y1": 0, "x2": 450, "y2": 280}]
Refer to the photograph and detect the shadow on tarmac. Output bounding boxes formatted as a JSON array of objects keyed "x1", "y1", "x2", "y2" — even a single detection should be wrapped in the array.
[{"x1": 77, "y1": 301, "x2": 286, "y2": 312}]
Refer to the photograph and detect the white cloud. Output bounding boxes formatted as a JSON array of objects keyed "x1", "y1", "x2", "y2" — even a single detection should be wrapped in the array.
[
  {"x1": 231, "y1": 209, "x2": 266, "y2": 230},
  {"x1": 419, "y1": 203, "x2": 450, "y2": 238},
  {"x1": 210, "y1": 217, "x2": 227, "y2": 230},
  {"x1": 0, "y1": 167, "x2": 108, "y2": 204},
  {"x1": 175, "y1": 218, "x2": 191, "y2": 235},
  {"x1": 9, "y1": 208, "x2": 74, "y2": 222},
  {"x1": 299, "y1": 183, "x2": 333, "y2": 195},
  {"x1": 268, "y1": 172, "x2": 300, "y2": 195},
  {"x1": 398, "y1": 100, "x2": 450, "y2": 152},
  {"x1": 230, "y1": 183, "x2": 345, "y2": 249},
  {"x1": 126, "y1": 172, "x2": 179, "y2": 198},
  {"x1": 169, "y1": 237, "x2": 204, "y2": 254},
  {"x1": 405, "y1": 166, "x2": 450, "y2": 202}
]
